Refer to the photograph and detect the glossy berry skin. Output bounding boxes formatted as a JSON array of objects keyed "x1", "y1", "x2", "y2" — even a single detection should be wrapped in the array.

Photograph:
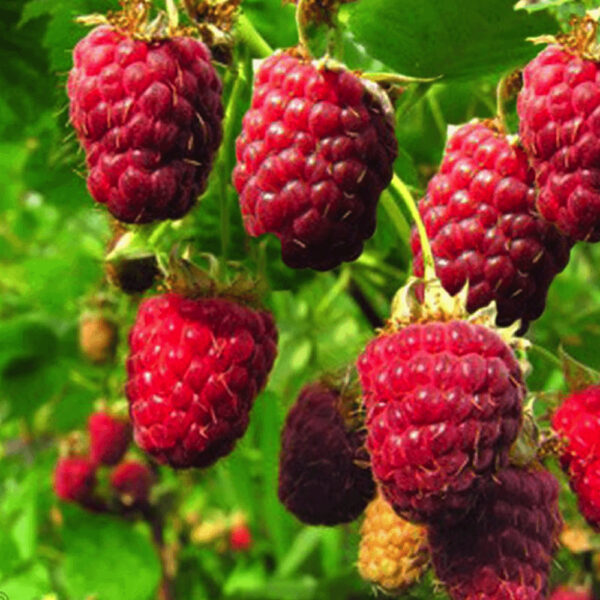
[
  {"x1": 429, "y1": 466, "x2": 562, "y2": 600},
  {"x1": 552, "y1": 385, "x2": 600, "y2": 529},
  {"x1": 233, "y1": 52, "x2": 397, "y2": 270},
  {"x1": 111, "y1": 461, "x2": 153, "y2": 505},
  {"x1": 550, "y1": 587, "x2": 592, "y2": 600},
  {"x1": 278, "y1": 382, "x2": 375, "y2": 525},
  {"x1": 412, "y1": 122, "x2": 571, "y2": 331},
  {"x1": 357, "y1": 320, "x2": 524, "y2": 525},
  {"x1": 518, "y1": 45, "x2": 600, "y2": 241},
  {"x1": 229, "y1": 524, "x2": 252, "y2": 552},
  {"x1": 53, "y1": 457, "x2": 97, "y2": 503},
  {"x1": 126, "y1": 293, "x2": 278, "y2": 469},
  {"x1": 88, "y1": 411, "x2": 131, "y2": 466},
  {"x1": 68, "y1": 26, "x2": 223, "y2": 223}
]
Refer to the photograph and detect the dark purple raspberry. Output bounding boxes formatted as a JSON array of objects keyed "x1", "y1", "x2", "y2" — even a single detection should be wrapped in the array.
[
  {"x1": 429, "y1": 465, "x2": 562, "y2": 600},
  {"x1": 68, "y1": 25, "x2": 223, "y2": 223},
  {"x1": 126, "y1": 293, "x2": 278, "y2": 469},
  {"x1": 518, "y1": 45, "x2": 600, "y2": 241},
  {"x1": 357, "y1": 320, "x2": 524, "y2": 525},
  {"x1": 411, "y1": 121, "x2": 572, "y2": 331},
  {"x1": 232, "y1": 51, "x2": 398, "y2": 270},
  {"x1": 278, "y1": 381, "x2": 375, "y2": 525}
]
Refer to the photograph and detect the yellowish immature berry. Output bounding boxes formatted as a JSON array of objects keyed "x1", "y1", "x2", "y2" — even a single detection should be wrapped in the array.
[{"x1": 358, "y1": 494, "x2": 429, "y2": 594}]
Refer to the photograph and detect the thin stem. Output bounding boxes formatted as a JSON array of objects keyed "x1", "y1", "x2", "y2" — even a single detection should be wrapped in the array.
[
  {"x1": 390, "y1": 173, "x2": 436, "y2": 279},
  {"x1": 495, "y1": 75, "x2": 509, "y2": 132},
  {"x1": 148, "y1": 221, "x2": 171, "y2": 249},
  {"x1": 348, "y1": 279, "x2": 383, "y2": 329},
  {"x1": 529, "y1": 343, "x2": 562, "y2": 369},
  {"x1": 295, "y1": 0, "x2": 310, "y2": 53},
  {"x1": 141, "y1": 504, "x2": 175, "y2": 600},
  {"x1": 235, "y1": 13, "x2": 273, "y2": 58},
  {"x1": 379, "y1": 192, "x2": 411, "y2": 242},
  {"x1": 427, "y1": 86, "x2": 446, "y2": 140},
  {"x1": 316, "y1": 267, "x2": 351, "y2": 314}
]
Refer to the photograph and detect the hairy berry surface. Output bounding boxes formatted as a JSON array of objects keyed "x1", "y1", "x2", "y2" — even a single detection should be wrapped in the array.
[
  {"x1": 518, "y1": 45, "x2": 600, "y2": 241},
  {"x1": 357, "y1": 320, "x2": 524, "y2": 524},
  {"x1": 68, "y1": 26, "x2": 223, "y2": 223},
  {"x1": 233, "y1": 52, "x2": 397, "y2": 270},
  {"x1": 429, "y1": 466, "x2": 561, "y2": 600},
  {"x1": 88, "y1": 411, "x2": 131, "y2": 466},
  {"x1": 126, "y1": 293, "x2": 277, "y2": 468},
  {"x1": 412, "y1": 121, "x2": 571, "y2": 331},
  {"x1": 278, "y1": 382, "x2": 375, "y2": 525}
]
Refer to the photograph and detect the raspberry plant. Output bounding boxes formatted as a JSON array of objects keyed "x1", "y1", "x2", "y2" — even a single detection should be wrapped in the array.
[{"x1": 5, "y1": 0, "x2": 600, "y2": 599}]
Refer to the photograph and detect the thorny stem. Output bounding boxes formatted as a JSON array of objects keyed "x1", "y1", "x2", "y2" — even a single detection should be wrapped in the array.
[
  {"x1": 235, "y1": 12, "x2": 273, "y2": 58},
  {"x1": 390, "y1": 173, "x2": 436, "y2": 279}
]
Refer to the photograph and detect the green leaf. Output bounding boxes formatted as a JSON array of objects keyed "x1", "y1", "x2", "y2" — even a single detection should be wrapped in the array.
[
  {"x1": 0, "y1": 563, "x2": 50, "y2": 598},
  {"x1": 61, "y1": 507, "x2": 161, "y2": 600},
  {"x1": 347, "y1": 0, "x2": 557, "y2": 80}
]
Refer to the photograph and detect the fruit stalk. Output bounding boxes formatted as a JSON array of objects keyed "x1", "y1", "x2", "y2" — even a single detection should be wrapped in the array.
[{"x1": 235, "y1": 13, "x2": 272, "y2": 58}]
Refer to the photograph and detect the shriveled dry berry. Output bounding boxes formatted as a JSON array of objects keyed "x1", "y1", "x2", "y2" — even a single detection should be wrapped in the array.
[
  {"x1": 233, "y1": 52, "x2": 397, "y2": 270},
  {"x1": 518, "y1": 44, "x2": 600, "y2": 241},
  {"x1": 53, "y1": 456, "x2": 97, "y2": 504},
  {"x1": 88, "y1": 411, "x2": 131, "y2": 466},
  {"x1": 278, "y1": 381, "x2": 375, "y2": 525},
  {"x1": 79, "y1": 314, "x2": 118, "y2": 364},
  {"x1": 68, "y1": 25, "x2": 223, "y2": 223},
  {"x1": 126, "y1": 293, "x2": 277, "y2": 468},
  {"x1": 357, "y1": 319, "x2": 524, "y2": 525},
  {"x1": 358, "y1": 493, "x2": 428, "y2": 594},
  {"x1": 111, "y1": 460, "x2": 153, "y2": 506},
  {"x1": 429, "y1": 465, "x2": 562, "y2": 600},
  {"x1": 412, "y1": 121, "x2": 571, "y2": 331}
]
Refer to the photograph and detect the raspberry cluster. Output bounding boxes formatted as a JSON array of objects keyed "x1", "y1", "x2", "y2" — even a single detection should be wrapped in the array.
[
  {"x1": 357, "y1": 319, "x2": 524, "y2": 524},
  {"x1": 412, "y1": 121, "x2": 571, "y2": 331},
  {"x1": 126, "y1": 293, "x2": 278, "y2": 469},
  {"x1": 68, "y1": 25, "x2": 223, "y2": 223},
  {"x1": 233, "y1": 52, "x2": 397, "y2": 270}
]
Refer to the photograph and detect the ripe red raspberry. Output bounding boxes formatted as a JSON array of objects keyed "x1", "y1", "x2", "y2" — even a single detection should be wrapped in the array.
[
  {"x1": 550, "y1": 587, "x2": 592, "y2": 600},
  {"x1": 111, "y1": 460, "x2": 153, "y2": 506},
  {"x1": 53, "y1": 456, "x2": 97, "y2": 503},
  {"x1": 126, "y1": 293, "x2": 278, "y2": 468},
  {"x1": 68, "y1": 25, "x2": 223, "y2": 223},
  {"x1": 429, "y1": 465, "x2": 562, "y2": 600},
  {"x1": 278, "y1": 381, "x2": 375, "y2": 525},
  {"x1": 229, "y1": 523, "x2": 252, "y2": 552},
  {"x1": 357, "y1": 320, "x2": 524, "y2": 524},
  {"x1": 88, "y1": 411, "x2": 132, "y2": 466},
  {"x1": 411, "y1": 121, "x2": 571, "y2": 331},
  {"x1": 518, "y1": 45, "x2": 600, "y2": 241},
  {"x1": 232, "y1": 52, "x2": 397, "y2": 270}
]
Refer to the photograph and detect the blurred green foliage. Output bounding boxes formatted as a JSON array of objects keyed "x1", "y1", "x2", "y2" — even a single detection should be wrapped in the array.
[{"x1": 1, "y1": 0, "x2": 600, "y2": 598}]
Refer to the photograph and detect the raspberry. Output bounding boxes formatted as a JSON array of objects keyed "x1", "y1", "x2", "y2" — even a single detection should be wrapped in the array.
[
  {"x1": 358, "y1": 493, "x2": 428, "y2": 594},
  {"x1": 53, "y1": 456, "x2": 97, "y2": 504},
  {"x1": 232, "y1": 52, "x2": 397, "y2": 270},
  {"x1": 229, "y1": 523, "x2": 252, "y2": 551},
  {"x1": 411, "y1": 121, "x2": 571, "y2": 331},
  {"x1": 111, "y1": 460, "x2": 153, "y2": 506},
  {"x1": 550, "y1": 587, "x2": 592, "y2": 600},
  {"x1": 278, "y1": 381, "x2": 375, "y2": 525},
  {"x1": 126, "y1": 293, "x2": 278, "y2": 468},
  {"x1": 518, "y1": 45, "x2": 600, "y2": 241},
  {"x1": 551, "y1": 385, "x2": 600, "y2": 529},
  {"x1": 429, "y1": 465, "x2": 562, "y2": 600},
  {"x1": 357, "y1": 319, "x2": 524, "y2": 524},
  {"x1": 88, "y1": 411, "x2": 132, "y2": 466},
  {"x1": 79, "y1": 314, "x2": 118, "y2": 364},
  {"x1": 68, "y1": 25, "x2": 223, "y2": 223}
]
